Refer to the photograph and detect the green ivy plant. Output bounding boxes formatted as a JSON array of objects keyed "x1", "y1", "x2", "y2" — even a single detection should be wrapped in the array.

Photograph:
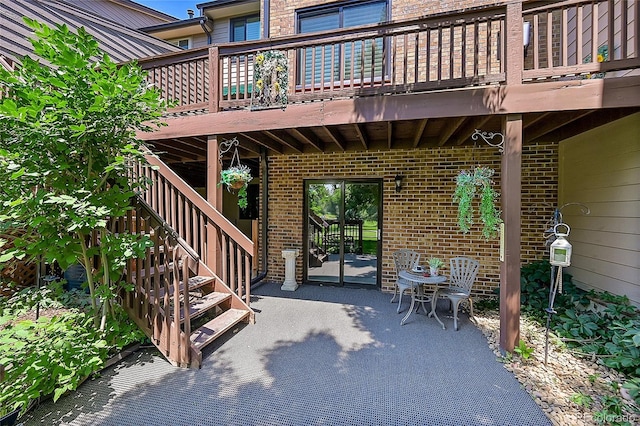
[
  {"x1": 219, "y1": 165, "x2": 252, "y2": 209},
  {"x1": 0, "y1": 18, "x2": 166, "y2": 329},
  {"x1": 453, "y1": 167, "x2": 502, "y2": 240},
  {"x1": 570, "y1": 392, "x2": 594, "y2": 408},
  {"x1": 622, "y1": 378, "x2": 640, "y2": 404},
  {"x1": 515, "y1": 260, "x2": 640, "y2": 407}
]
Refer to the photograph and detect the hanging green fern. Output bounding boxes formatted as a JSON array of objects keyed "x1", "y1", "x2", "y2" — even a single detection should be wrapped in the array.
[
  {"x1": 453, "y1": 167, "x2": 502, "y2": 240},
  {"x1": 453, "y1": 170, "x2": 475, "y2": 233}
]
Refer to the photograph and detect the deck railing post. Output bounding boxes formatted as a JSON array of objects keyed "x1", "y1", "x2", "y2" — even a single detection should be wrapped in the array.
[
  {"x1": 209, "y1": 46, "x2": 220, "y2": 113},
  {"x1": 505, "y1": 2, "x2": 524, "y2": 85}
]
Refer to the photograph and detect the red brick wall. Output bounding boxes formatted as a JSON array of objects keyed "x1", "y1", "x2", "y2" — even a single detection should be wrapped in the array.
[{"x1": 264, "y1": 142, "x2": 558, "y2": 297}]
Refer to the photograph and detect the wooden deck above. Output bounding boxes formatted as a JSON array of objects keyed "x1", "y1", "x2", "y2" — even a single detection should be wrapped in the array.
[{"x1": 134, "y1": 0, "x2": 640, "y2": 162}]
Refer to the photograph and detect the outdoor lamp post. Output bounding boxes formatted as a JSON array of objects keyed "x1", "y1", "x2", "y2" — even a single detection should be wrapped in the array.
[{"x1": 545, "y1": 222, "x2": 572, "y2": 365}]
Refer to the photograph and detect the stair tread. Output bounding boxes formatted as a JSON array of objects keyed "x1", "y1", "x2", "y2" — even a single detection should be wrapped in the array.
[
  {"x1": 190, "y1": 308, "x2": 250, "y2": 350},
  {"x1": 180, "y1": 292, "x2": 231, "y2": 322}
]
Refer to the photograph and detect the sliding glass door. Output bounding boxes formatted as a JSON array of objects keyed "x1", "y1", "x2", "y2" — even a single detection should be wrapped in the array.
[{"x1": 305, "y1": 179, "x2": 381, "y2": 287}]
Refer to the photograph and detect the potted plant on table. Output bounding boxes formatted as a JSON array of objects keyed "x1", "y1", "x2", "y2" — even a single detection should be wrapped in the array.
[
  {"x1": 220, "y1": 164, "x2": 252, "y2": 209},
  {"x1": 428, "y1": 257, "x2": 444, "y2": 276}
]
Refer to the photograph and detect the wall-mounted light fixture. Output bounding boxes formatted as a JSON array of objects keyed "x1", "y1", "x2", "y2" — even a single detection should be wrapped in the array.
[
  {"x1": 394, "y1": 175, "x2": 403, "y2": 193},
  {"x1": 523, "y1": 21, "x2": 531, "y2": 57}
]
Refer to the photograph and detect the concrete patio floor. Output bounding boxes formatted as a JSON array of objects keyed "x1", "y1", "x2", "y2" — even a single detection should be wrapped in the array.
[{"x1": 21, "y1": 283, "x2": 551, "y2": 425}]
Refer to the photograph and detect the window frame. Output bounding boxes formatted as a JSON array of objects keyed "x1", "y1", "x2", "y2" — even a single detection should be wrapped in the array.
[
  {"x1": 169, "y1": 37, "x2": 192, "y2": 50},
  {"x1": 230, "y1": 14, "x2": 261, "y2": 42},
  {"x1": 295, "y1": 0, "x2": 389, "y2": 33},
  {"x1": 295, "y1": 0, "x2": 390, "y2": 88}
]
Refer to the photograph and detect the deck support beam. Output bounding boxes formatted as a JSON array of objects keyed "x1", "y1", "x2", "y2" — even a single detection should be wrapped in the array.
[
  {"x1": 207, "y1": 135, "x2": 223, "y2": 273},
  {"x1": 499, "y1": 114, "x2": 522, "y2": 353}
]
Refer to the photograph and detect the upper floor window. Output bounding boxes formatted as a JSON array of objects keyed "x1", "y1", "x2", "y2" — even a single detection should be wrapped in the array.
[
  {"x1": 297, "y1": 0, "x2": 387, "y2": 33},
  {"x1": 297, "y1": 1, "x2": 388, "y2": 85},
  {"x1": 170, "y1": 38, "x2": 191, "y2": 50},
  {"x1": 231, "y1": 15, "x2": 260, "y2": 42}
]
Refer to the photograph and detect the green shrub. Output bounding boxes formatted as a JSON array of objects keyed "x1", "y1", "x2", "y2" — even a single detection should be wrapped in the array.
[
  {"x1": 519, "y1": 260, "x2": 588, "y2": 320},
  {"x1": 0, "y1": 286, "x2": 146, "y2": 418},
  {"x1": 514, "y1": 259, "x2": 640, "y2": 409},
  {"x1": 0, "y1": 311, "x2": 107, "y2": 417},
  {"x1": 600, "y1": 319, "x2": 640, "y2": 377}
]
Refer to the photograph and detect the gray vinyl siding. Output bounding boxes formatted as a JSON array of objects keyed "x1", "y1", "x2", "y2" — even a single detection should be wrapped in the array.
[
  {"x1": 191, "y1": 34, "x2": 210, "y2": 49},
  {"x1": 559, "y1": 112, "x2": 640, "y2": 307},
  {"x1": 211, "y1": 18, "x2": 232, "y2": 43}
]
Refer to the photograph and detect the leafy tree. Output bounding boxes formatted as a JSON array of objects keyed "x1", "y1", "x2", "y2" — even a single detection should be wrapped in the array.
[
  {"x1": 345, "y1": 183, "x2": 378, "y2": 221},
  {"x1": 0, "y1": 18, "x2": 166, "y2": 328},
  {"x1": 309, "y1": 183, "x2": 341, "y2": 219}
]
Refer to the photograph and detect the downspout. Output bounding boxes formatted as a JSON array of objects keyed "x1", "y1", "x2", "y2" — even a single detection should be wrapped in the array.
[
  {"x1": 262, "y1": 0, "x2": 270, "y2": 38},
  {"x1": 251, "y1": 148, "x2": 269, "y2": 289},
  {"x1": 199, "y1": 16, "x2": 212, "y2": 44}
]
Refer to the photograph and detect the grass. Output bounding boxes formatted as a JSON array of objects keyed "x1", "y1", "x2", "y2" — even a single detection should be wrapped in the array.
[{"x1": 361, "y1": 220, "x2": 377, "y2": 255}]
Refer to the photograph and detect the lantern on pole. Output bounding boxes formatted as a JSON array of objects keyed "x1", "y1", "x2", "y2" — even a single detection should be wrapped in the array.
[
  {"x1": 550, "y1": 223, "x2": 572, "y2": 267},
  {"x1": 544, "y1": 222, "x2": 573, "y2": 365}
]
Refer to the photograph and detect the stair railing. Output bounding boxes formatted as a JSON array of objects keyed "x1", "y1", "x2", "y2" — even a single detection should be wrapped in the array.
[
  {"x1": 120, "y1": 198, "x2": 197, "y2": 367},
  {"x1": 130, "y1": 153, "x2": 254, "y2": 305}
]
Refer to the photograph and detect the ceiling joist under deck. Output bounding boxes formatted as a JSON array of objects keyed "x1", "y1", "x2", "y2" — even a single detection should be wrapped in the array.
[
  {"x1": 452, "y1": 116, "x2": 492, "y2": 146},
  {"x1": 412, "y1": 119, "x2": 428, "y2": 148},
  {"x1": 536, "y1": 107, "x2": 640, "y2": 143},
  {"x1": 353, "y1": 124, "x2": 368, "y2": 150},
  {"x1": 238, "y1": 132, "x2": 283, "y2": 155},
  {"x1": 525, "y1": 110, "x2": 594, "y2": 143},
  {"x1": 141, "y1": 76, "x2": 640, "y2": 161},
  {"x1": 263, "y1": 130, "x2": 303, "y2": 153},
  {"x1": 149, "y1": 106, "x2": 640, "y2": 164},
  {"x1": 438, "y1": 117, "x2": 466, "y2": 147},
  {"x1": 149, "y1": 138, "x2": 206, "y2": 163},
  {"x1": 323, "y1": 127, "x2": 347, "y2": 151}
]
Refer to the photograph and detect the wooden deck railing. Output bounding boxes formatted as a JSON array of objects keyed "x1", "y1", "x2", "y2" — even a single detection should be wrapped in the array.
[
  {"x1": 131, "y1": 155, "x2": 254, "y2": 300},
  {"x1": 523, "y1": 0, "x2": 640, "y2": 80},
  {"x1": 136, "y1": 0, "x2": 640, "y2": 114}
]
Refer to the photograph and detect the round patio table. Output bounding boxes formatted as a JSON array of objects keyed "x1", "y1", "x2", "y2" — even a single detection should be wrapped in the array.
[{"x1": 398, "y1": 270, "x2": 447, "y2": 328}]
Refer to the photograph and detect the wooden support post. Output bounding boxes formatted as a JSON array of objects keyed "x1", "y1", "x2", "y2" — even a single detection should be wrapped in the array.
[
  {"x1": 207, "y1": 135, "x2": 223, "y2": 272},
  {"x1": 500, "y1": 114, "x2": 522, "y2": 353}
]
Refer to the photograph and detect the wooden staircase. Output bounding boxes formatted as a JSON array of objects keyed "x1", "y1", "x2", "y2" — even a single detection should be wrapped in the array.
[{"x1": 121, "y1": 154, "x2": 255, "y2": 368}]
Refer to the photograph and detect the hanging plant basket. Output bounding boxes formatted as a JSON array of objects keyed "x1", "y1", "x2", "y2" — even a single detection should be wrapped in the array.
[
  {"x1": 453, "y1": 166, "x2": 502, "y2": 240},
  {"x1": 229, "y1": 181, "x2": 245, "y2": 190},
  {"x1": 220, "y1": 164, "x2": 252, "y2": 209},
  {"x1": 251, "y1": 50, "x2": 288, "y2": 110},
  {"x1": 218, "y1": 137, "x2": 253, "y2": 209}
]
